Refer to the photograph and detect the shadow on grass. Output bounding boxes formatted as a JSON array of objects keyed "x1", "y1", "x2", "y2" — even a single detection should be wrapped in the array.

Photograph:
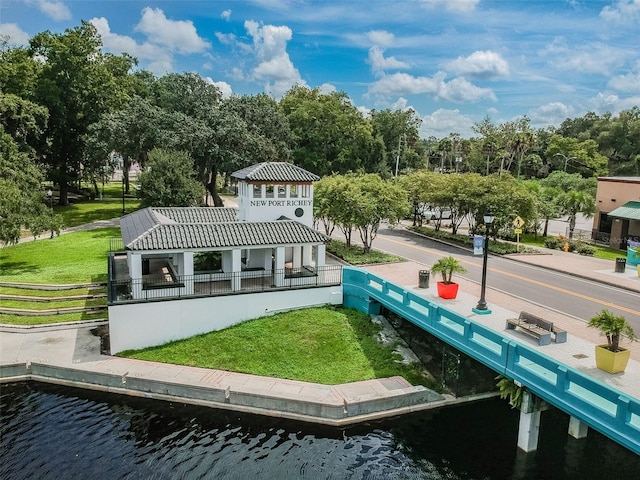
[{"x1": 0, "y1": 261, "x2": 41, "y2": 279}]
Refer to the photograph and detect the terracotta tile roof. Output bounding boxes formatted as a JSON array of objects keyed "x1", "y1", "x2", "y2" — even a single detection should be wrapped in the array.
[{"x1": 232, "y1": 162, "x2": 319, "y2": 182}]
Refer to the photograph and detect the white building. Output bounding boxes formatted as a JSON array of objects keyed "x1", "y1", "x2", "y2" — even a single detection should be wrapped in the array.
[{"x1": 107, "y1": 162, "x2": 342, "y2": 353}]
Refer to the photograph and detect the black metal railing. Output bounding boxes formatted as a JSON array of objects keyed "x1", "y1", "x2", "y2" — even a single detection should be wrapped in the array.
[{"x1": 108, "y1": 265, "x2": 343, "y2": 304}]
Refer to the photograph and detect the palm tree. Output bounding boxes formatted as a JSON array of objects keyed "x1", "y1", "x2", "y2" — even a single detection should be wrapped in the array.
[{"x1": 557, "y1": 190, "x2": 595, "y2": 239}]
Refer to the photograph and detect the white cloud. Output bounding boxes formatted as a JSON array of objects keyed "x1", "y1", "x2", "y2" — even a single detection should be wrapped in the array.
[
  {"x1": 600, "y1": 0, "x2": 640, "y2": 23},
  {"x1": 445, "y1": 50, "x2": 510, "y2": 79},
  {"x1": 608, "y1": 68, "x2": 640, "y2": 93},
  {"x1": 216, "y1": 32, "x2": 237, "y2": 45},
  {"x1": 367, "y1": 30, "x2": 394, "y2": 47},
  {"x1": 419, "y1": 109, "x2": 475, "y2": 139},
  {"x1": 244, "y1": 20, "x2": 305, "y2": 98},
  {"x1": 135, "y1": 7, "x2": 210, "y2": 54},
  {"x1": 541, "y1": 38, "x2": 625, "y2": 75},
  {"x1": 0, "y1": 23, "x2": 29, "y2": 45},
  {"x1": 91, "y1": 17, "x2": 174, "y2": 74},
  {"x1": 205, "y1": 77, "x2": 233, "y2": 98},
  {"x1": 221, "y1": 9, "x2": 232, "y2": 21},
  {"x1": 318, "y1": 83, "x2": 336, "y2": 94},
  {"x1": 587, "y1": 92, "x2": 640, "y2": 113},
  {"x1": 26, "y1": 1, "x2": 71, "y2": 21},
  {"x1": 419, "y1": 0, "x2": 479, "y2": 13},
  {"x1": 367, "y1": 47, "x2": 410, "y2": 75},
  {"x1": 368, "y1": 72, "x2": 496, "y2": 103},
  {"x1": 527, "y1": 102, "x2": 572, "y2": 128}
]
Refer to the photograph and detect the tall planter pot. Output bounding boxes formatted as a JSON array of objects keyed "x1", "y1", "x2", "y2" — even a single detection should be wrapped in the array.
[
  {"x1": 437, "y1": 281, "x2": 459, "y2": 299},
  {"x1": 594, "y1": 345, "x2": 631, "y2": 374}
]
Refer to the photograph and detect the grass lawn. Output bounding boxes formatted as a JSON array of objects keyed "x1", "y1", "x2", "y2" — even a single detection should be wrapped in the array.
[
  {"x1": 0, "y1": 228, "x2": 117, "y2": 284},
  {"x1": 0, "y1": 311, "x2": 106, "y2": 325},
  {"x1": 54, "y1": 198, "x2": 140, "y2": 229},
  {"x1": 0, "y1": 286, "x2": 106, "y2": 297},
  {"x1": 519, "y1": 233, "x2": 625, "y2": 260},
  {"x1": 0, "y1": 298, "x2": 106, "y2": 310},
  {"x1": 327, "y1": 239, "x2": 404, "y2": 265},
  {"x1": 119, "y1": 306, "x2": 434, "y2": 388}
]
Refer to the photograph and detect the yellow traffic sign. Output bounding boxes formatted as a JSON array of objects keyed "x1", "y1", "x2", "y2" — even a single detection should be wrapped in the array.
[
  {"x1": 513, "y1": 216, "x2": 524, "y2": 228},
  {"x1": 514, "y1": 228, "x2": 522, "y2": 234}
]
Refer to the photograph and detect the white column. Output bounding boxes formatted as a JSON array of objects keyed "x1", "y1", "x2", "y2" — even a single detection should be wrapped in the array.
[
  {"x1": 274, "y1": 246, "x2": 285, "y2": 287},
  {"x1": 302, "y1": 245, "x2": 313, "y2": 266},
  {"x1": 129, "y1": 252, "x2": 143, "y2": 300},
  {"x1": 231, "y1": 249, "x2": 241, "y2": 291},
  {"x1": 316, "y1": 244, "x2": 326, "y2": 283},
  {"x1": 293, "y1": 246, "x2": 302, "y2": 269},
  {"x1": 316, "y1": 244, "x2": 326, "y2": 267},
  {"x1": 181, "y1": 251, "x2": 194, "y2": 295},
  {"x1": 517, "y1": 410, "x2": 541, "y2": 452},
  {"x1": 568, "y1": 416, "x2": 589, "y2": 439}
]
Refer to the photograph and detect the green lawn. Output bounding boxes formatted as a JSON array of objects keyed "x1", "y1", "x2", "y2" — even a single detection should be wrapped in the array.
[
  {"x1": 327, "y1": 239, "x2": 404, "y2": 265},
  {"x1": 0, "y1": 311, "x2": 106, "y2": 325},
  {"x1": 0, "y1": 286, "x2": 106, "y2": 297},
  {"x1": 119, "y1": 306, "x2": 435, "y2": 388},
  {"x1": 0, "y1": 298, "x2": 106, "y2": 310},
  {"x1": 54, "y1": 198, "x2": 140, "y2": 229},
  {"x1": 0, "y1": 228, "x2": 117, "y2": 284}
]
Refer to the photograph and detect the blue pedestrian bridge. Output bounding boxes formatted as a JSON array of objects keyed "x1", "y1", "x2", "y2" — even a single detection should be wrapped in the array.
[{"x1": 341, "y1": 266, "x2": 640, "y2": 456}]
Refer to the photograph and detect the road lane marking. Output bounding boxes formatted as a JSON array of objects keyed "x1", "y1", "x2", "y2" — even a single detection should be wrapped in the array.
[{"x1": 378, "y1": 235, "x2": 640, "y2": 317}]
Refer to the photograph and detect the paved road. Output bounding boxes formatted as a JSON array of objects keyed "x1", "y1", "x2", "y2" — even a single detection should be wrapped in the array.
[{"x1": 372, "y1": 225, "x2": 640, "y2": 332}]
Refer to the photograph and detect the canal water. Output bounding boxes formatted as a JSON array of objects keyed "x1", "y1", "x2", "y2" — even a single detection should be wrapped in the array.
[{"x1": 1, "y1": 382, "x2": 638, "y2": 479}]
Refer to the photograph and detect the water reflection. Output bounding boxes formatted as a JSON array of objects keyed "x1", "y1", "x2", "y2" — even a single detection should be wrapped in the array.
[{"x1": 1, "y1": 382, "x2": 639, "y2": 479}]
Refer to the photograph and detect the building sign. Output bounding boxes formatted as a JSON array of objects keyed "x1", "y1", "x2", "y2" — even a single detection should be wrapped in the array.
[{"x1": 249, "y1": 199, "x2": 313, "y2": 207}]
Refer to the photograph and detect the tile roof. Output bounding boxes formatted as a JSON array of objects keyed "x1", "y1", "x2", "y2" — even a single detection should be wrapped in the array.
[
  {"x1": 232, "y1": 162, "x2": 319, "y2": 182},
  {"x1": 120, "y1": 207, "x2": 329, "y2": 251}
]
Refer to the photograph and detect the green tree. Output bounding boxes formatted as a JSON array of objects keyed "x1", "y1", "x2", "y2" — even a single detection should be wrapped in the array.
[
  {"x1": 369, "y1": 108, "x2": 422, "y2": 176},
  {"x1": 0, "y1": 125, "x2": 61, "y2": 244},
  {"x1": 139, "y1": 149, "x2": 205, "y2": 207},
  {"x1": 29, "y1": 22, "x2": 135, "y2": 205},
  {"x1": 540, "y1": 171, "x2": 596, "y2": 239},
  {"x1": 279, "y1": 86, "x2": 376, "y2": 176},
  {"x1": 350, "y1": 174, "x2": 409, "y2": 253}
]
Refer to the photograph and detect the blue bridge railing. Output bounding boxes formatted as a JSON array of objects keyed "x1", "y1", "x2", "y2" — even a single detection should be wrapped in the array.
[{"x1": 341, "y1": 266, "x2": 640, "y2": 456}]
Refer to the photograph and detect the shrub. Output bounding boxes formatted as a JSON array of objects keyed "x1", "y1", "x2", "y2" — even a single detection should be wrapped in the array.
[{"x1": 575, "y1": 243, "x2": 596, "y2": 256}]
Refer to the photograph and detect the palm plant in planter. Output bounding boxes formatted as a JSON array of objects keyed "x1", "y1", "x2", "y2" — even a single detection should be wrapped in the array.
[
  {"x1": 587, "y1": 309, "x2": 638, "y2": 373},
  {"x1": 431, "y1": 256, "x2": 467, "y2": 299}
]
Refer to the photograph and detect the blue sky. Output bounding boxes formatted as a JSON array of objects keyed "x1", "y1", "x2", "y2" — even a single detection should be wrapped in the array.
[{"x1": 1, "y1": 0, "x2": 639, "y2": 138}]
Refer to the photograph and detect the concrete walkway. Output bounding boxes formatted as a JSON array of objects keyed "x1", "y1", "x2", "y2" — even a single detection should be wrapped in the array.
[{"x1": 2, "y1": 222, "x2": 639, "y2": 425}]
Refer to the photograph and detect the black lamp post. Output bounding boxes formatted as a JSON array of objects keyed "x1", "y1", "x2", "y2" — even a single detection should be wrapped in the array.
[
  {"x1": 121, "y1": 175, "x2": 126, "y2": 214},
  {"x1": 473, "y1": 210, "x2": 494, "y2": 314},
  {"x1": 47, "y1": 189, "x2": 53, "y2": 209}
]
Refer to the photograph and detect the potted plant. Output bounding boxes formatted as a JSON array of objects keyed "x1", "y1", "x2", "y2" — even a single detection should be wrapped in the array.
[
  {"x1": 587, "y1": 309, "x2": 638, "y2": 373},
  {"x1": 431, "y1": 256, "x2": 467, "y2": 299}
]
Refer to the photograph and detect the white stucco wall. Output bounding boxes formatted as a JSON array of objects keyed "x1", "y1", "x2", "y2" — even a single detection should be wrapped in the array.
[{"x1": 108, "y1": 286, "x2": 343, "y2": 354}]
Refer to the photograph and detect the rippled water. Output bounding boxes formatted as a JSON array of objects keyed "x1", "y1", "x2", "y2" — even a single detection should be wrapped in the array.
[{"x1": 1, "y1": 382, "x2": 639, "y2": 479}]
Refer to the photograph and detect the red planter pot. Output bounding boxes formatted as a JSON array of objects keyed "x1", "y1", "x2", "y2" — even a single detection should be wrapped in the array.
[{"x1": 437, "y1": 281, "x2": 459, "y2": 299}]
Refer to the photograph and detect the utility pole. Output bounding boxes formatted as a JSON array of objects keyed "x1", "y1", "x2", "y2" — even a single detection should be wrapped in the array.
[{"x1": 394, "y1": 135, "x2": 402, "y2": 177}]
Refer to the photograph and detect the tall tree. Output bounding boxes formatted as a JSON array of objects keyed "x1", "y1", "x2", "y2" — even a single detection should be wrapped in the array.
[
  {"x1": 369, "y1": 108, "x2": 422, "y2": 176},
  {"x1": 279, "y1": 86, "x2": 376, "y2": 176},
  {"x1": 139, "y1": 149, "x2": 205, "y2": 207},
  {"x1": 29, "y1": 22, "x2": 135, "y2": 205}
]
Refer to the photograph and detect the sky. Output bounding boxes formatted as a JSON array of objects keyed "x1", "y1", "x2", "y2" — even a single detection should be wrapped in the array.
[{"x1": 1, "y1": 0, "x2": 640, "y2": 138}]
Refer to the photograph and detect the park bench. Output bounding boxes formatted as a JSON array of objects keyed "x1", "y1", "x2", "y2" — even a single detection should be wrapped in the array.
[{"x1": 506, "y1": 311, "x2": 567, "y2": 346}]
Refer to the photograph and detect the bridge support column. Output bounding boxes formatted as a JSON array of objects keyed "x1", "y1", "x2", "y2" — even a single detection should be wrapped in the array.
[
  {"x1": 517, "y1": 391, "x2": 541, "y2": 453},
  {"x1": 568, "y1": 416, "x2": 588, "y2": 439}
]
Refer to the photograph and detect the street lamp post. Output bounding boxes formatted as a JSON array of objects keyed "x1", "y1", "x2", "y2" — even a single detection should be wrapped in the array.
[
  {"x1": 46, "y1": 189, "x2": 53, "y2": 209},
  {"x1": 554, "y1": 153, "x2": 576, "y2": 172},
  {"x1": 473, "y1": 211, "x2": 494, "y2": 315}
]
